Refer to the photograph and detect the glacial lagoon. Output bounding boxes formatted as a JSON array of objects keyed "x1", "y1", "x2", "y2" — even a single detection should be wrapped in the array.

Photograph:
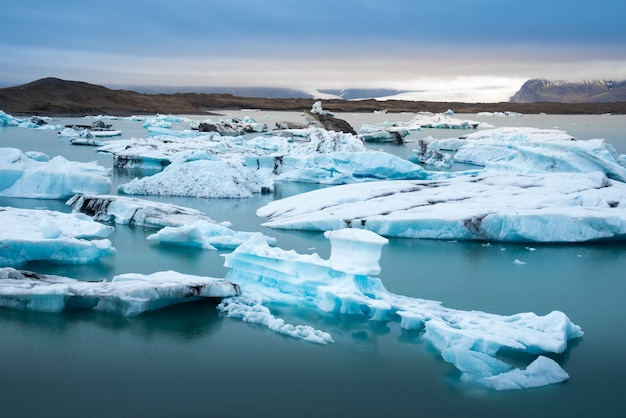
[{"x1": 1, "y1": 111, "x2": 625, "y2": 417}]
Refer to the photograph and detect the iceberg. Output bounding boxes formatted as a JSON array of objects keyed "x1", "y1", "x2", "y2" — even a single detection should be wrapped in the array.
[
  {"x1": 118, "y1": 153, "x2": 274, "y2": 198},
  {"x1": 0, "y1": 147, "x2": 111, "y2": 198},
  {"x1": 0, "y1": 207, "x2": 116, "y2": 266},
  {"x1": 0, "y1": 268, "x2": 240, "y2": 315},
  {"x1": 258, "y1": 171, "x2": 626, "y2": 243},
  {"x1": 0, "y1": 110, "x2": 25, "y2": 126},
  {"x1": 146, "y1": 220, "x2": 277, "y2": 250},
  {"x1": 67, "y1": 193, "x2": 216, "y2": 228},
  {"x1": 67, "y1": 193, "x2": 277, "y2": 249},
  {"x1": 191, "y1": 116, "x2": 267, "y2": 135},
  {"x1": 358, "y1": 125, "x2": 409, "y2": 143},
  {"x1": 104, "y1": 128, "x2": 426, "y2": 191},
  {"x1": 220, "y1": 229, "x2": 582, "y2": 389},
  {"x1": 420, "y1": 127, "x2": 626, "y2": 181},
  {"x1": 393, "y1": 112, "x2": 491, "y2": 130}
]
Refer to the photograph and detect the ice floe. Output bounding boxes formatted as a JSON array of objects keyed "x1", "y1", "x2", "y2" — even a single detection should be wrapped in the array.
[
  {"x1": 146, "y1": 220, "x2": 276, "y2": 250},
  {"x1": 0, "y1": 147, "x2": 111, "y2": 198},
  {"x1": 0, "y1": 268, "x2": 240, "y2": 315},
  {"x1": 219, "y1": 228, "x2": 582, "y2": 389},
  {"x1": 118, "y1": 152, "x2": 274, "y2": 198},
  {"x1": 258, "y1": 171, "x2": 626, "y2": 243},
  {"x1": 0, "y1": 207, "x2": 116, "y2": 266},
  {"x1": 419, "y1": 127, "x2": 626, "y2": 180},
  {"x1": 67, "y1": 193, "x2": 277, "y2": 249},
  {"x1": 393, "y1": 112, "x2": 491, "y2": 130},
  {"x1": 67, "y1": 193, "x2": 216, "y2": 227}
]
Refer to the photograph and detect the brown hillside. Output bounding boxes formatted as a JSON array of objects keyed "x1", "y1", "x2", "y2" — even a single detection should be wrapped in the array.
[{"x1": 1, "y1": 78, "x2": 625, "y2": 116}]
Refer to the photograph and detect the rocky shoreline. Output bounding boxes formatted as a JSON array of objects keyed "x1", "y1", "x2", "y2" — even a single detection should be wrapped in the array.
[{"x1": 2, "y1": 77, "x2": 626, "y2": 116}]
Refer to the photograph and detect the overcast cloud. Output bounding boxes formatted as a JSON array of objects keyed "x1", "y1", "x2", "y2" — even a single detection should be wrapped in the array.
[{"x1": 1, "y1": 0, "x2": 625, "y2": 92}]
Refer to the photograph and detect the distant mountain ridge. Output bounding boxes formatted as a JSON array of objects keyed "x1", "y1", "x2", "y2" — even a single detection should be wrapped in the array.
[
  {"x1": 510, "y1": 79, "x2": 626, "y2": 103},
  {"x1": 1, "y1": 77, "x2": 625, "y2": 116}
]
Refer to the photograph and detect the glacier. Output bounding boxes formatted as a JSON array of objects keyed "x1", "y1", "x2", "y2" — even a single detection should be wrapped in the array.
[
  {"x1": 0, "y1": 207, "x2": 116, "y2": 266},
  {"x1": 0, "y1": 147, "x2": 111, "y2": 198},
  {"x1": 0, "y1": 268, "x2": 240, "y2": 315},
  {"x1": 219, "y1": 228, "x2": 582, "y2": 389},
  {"x1": 257, "y1": 171, "x2": 626, "y2": 243}
]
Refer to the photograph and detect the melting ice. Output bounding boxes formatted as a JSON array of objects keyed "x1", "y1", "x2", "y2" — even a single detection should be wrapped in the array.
[
  {"x1": 0, "y1": 268, "x2": 239, "y2": 315},
  {"x1": 219, "y1": 228, "x2": 583, "y2": 390},
  {"x1": 0, "y1": 207, "x2": 116, "y2": 266}
]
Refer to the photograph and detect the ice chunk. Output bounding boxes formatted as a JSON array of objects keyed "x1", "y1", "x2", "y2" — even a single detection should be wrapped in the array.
[
  {"x1": 0, "y1": 147, "x2": 111, "y2": 198},
  {"x1": 428, "y1": 127, "x2": 626, "y2": 181},
  {"x1": 0, "y1": 110, "x2": 25, "y2": 126},
  {"x1": 146, "y1": 220, "x2": 277, "y2": 250},
  {"x1": 252, "y1": 151, "x2": 428, "y2": 184},
  {"x1": 67, "y1": 194, "x2": 216, "y2": 228},
  {"x1": 218, "y1": 295, "x2": 333, "y2": 344},
  {"x1": 222, "y1": 229, "x2": 582, "y2": 389},
  {"x1": 258, "y1": 171, "x2": 626, "y2": 243},
  {"x1": 0, "y1": 207, "x2": 116, "y2": 266},
  {"x1": 0, "y1": 268, "x2": 240, "y2": 315},
  {"x1": 393, "y1": 112, "x2": 489, "y2": 130},
  {"x1": 99, "y1": 128, "x2": 424, "y2": 186},
  {"x1": 118, "y1": 157, "x2": 273, "y2": 198}
]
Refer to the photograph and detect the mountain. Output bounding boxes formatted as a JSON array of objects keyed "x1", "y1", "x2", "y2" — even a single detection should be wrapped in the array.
[
  {"x1": 510, "y1": 79, "x2": 626, "y2": 103},
  {"x1": 1, "y1": 77, "x2": 625, "y2": 116}
]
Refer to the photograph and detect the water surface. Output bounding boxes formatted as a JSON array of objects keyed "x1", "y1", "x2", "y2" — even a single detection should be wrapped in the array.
[{"x1": 0, "y1": 112, "x2": 624, "y2": 417}]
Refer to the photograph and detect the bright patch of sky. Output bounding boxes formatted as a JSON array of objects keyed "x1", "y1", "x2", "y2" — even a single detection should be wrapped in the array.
[{"x1": 1, "y1": 0, "x2": 625, "y2": 93}]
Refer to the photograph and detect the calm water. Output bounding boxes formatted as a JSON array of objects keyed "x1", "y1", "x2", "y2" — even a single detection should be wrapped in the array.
[{"x1": 1, "y1": 112, "x2": 625, "y2": 417}]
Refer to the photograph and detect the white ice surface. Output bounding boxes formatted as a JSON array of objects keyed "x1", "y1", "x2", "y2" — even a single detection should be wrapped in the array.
[
  {"x1": 67, "y1": 194, "x2": 276, "y2": 250},
  {"x1": 392, "y1": 112, "x2": 492, "y2": 130},
  {"x1": 118, "y1": 155, "x2": 273, "y2": 198},
  {"x1": 0, "y1": 268, "x2": 239, "y2": 315},
  {"x1": 0, "y1": 207, "x2": 116, "y2": 266},
  {"x1": 220, "y1": 229, "x2": 582, "y2": 389},
  {"x1": 0, "y1": 147, "x2": 111, "y2": 198},
  {"x1": 258, "y1": 171, "x2": 626, "y2": 243},
  {"x1": 146, "y1": 220, "x2": 277, "y2": 250},
  {"x1": 67, "y1": 194, "x2": 216, "y2": 228}
]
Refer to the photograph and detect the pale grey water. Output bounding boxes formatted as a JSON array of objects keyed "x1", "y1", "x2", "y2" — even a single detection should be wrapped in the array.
[{"x1": 0, "y1": 112, "x2": 625, "y2": 417}]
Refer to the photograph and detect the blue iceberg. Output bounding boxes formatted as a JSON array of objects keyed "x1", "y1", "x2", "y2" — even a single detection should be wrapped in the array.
[
  {"x1": 0, "y1": 207, "x2": 116, "y2": 266},
  {"x1": 0, "y1": 268, "x2": 240, "y2": 315},
  {"x1": 219, "y1": 228, "x2": 582, "y2": 389},
  {"x1": 0, "y1": 147, "x2": 111, "y2": 198}
]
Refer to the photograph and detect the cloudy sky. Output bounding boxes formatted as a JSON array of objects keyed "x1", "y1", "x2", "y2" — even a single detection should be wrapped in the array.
[{"x1": 1, "y1": 0, "x2": 625, "y2": 95}]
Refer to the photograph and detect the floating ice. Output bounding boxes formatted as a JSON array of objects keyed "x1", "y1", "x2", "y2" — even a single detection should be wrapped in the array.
[
  {"x1": 393, "y1": 112, "x2": 491, "y2": 130},
  {"x1": 476, "y1": 111, "x2": 523, "y2": 117},
  {"x1": 0, "y1": 147, "x2": 111, "y2": 198},
  {"x1": 0, "y1": 268, "x2": 240, "y2": 315},
  {"x1": 251, "y1": 150, "x2": 429, "y2": 184},
  {"x1": 67, "y1": 193, "x2": 275, "y2": 249},
  {"x1": 358, "y1": 125, "x2": 409, "y2": 143},
  {"x1": 118, "y1": 154, "x2": 273, "y2": 198},
  {"x1": 258, "y1": 171, "x2": 626, "y2": 243},
  {"x1": 146, "y1": 220, "x2": 277, "y2": 250},
  {"x1": 0, "y1": 110, "x2": 24, "y2": 126},
  {"x1": 221, "y1": 228, "x2": 582, "y2": 389},
  {"x1": 0, "y1": 207, "x2": 116, "y2": 266},
  {"x1": 67, "y1": 194, "x2": 216, "y2": 227},
  {"x1": 422, "y1": 127, "x2": 626, "y2": 181}
]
